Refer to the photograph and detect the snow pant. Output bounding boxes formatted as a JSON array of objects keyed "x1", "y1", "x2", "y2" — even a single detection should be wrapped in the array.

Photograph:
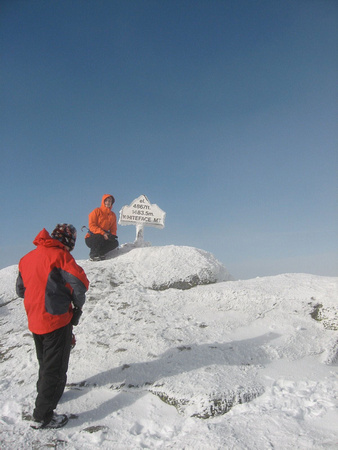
[
  {"x1": 32, "y1": 322, "x2": 72, "y2": 423},
  {"x1": 85, "y1": 233, "x2": 119, "y2": 258}
]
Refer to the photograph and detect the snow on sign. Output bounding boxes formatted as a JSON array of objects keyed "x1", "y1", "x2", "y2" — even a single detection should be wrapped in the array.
[{"x1": 119, "y1": 195, "x2": 166, "y2": 229}]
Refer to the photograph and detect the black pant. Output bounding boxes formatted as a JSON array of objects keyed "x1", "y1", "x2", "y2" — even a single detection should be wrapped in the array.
[
  {"x1": 85, "y1": 233, "x2": 118, "y2": 258},
  {"x1": 33, "y1": 323, "x2": 72, "y2": 422}
]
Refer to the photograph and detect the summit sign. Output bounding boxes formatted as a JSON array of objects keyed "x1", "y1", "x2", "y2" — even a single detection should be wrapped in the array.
[{"x1": 119, "y1": 195, "x2": 166, "y2": 229}]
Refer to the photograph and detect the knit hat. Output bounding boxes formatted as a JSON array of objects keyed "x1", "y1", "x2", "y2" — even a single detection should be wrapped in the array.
[{"x1": 51, "y1": 223, "x2": 77, "y2": 251}]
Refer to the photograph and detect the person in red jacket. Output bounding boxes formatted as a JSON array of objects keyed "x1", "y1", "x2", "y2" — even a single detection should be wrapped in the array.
[
  {"x1": 85, "y1": 194, "x2": 119, "y2": 261},
  {"x1": 16, "y1": 224, "x2": 89, "y2": 429}
]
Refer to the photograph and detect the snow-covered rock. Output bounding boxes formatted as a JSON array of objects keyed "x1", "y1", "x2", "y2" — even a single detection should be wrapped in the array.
[
  {"x1": 84, "y1": 244, "x2": 234, "y2": 290},
  {"x1": 0, "y1": 265, "x2": 18, "y2": 306}
]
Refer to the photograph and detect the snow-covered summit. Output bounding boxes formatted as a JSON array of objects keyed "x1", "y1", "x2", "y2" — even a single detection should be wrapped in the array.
[
  {"x1": 0, "y1": 245, "x2": 337, "y2": 449},
  {"x1": 81, "y1": 244, "x2": 234, "y2": 291}
]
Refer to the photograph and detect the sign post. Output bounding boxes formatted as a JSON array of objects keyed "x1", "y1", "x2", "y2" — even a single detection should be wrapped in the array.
[{"x1": 119, "y1": 195, "x2": 166, "y2": 245}]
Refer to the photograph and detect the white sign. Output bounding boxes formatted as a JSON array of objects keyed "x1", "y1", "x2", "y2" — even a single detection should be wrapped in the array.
[{"x1": 119, "y1": 195, "x2": 166, "y2": 229}]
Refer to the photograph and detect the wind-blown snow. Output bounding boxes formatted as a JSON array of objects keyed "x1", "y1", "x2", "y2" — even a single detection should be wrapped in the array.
[{"x1": 0, "y1": 244, "x2": 337, "y2": 449}]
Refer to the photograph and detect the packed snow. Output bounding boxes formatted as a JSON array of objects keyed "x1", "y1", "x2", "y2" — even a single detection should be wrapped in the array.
[{"x1": 0, "y1": 243, "x2": 337, "y2": 449}]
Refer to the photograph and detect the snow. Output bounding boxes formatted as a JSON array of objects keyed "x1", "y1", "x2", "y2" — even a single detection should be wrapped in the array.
[{"x1": 0, "y1": 244, "x2": 337, "y2": 449}]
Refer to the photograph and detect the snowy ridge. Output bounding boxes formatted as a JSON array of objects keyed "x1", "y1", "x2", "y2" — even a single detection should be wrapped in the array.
[{"x1": 0, "y1": 245, "x2": 337, "y2": 449}]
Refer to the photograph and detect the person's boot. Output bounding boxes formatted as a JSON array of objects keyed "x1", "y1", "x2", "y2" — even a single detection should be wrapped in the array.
[{"x1": 33, "y1": 413, "x2": 69, "y2": 429}]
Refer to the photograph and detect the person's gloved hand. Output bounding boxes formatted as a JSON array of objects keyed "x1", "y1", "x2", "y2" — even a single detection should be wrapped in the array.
[
  {"x1": 71, "y1": 307, "x2": 82, "y2": 326},
  {"x1": 71, "y1": 333, "x2": 76, "y2": 349}
]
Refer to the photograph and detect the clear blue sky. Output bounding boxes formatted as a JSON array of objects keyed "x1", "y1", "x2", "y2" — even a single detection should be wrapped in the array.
[{"x1": 1, "y1": 0, "x2": 337, "y2": 279}]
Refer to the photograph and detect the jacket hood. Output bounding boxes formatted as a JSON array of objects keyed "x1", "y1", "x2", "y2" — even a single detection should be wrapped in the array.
[
  {"x1": 33, "y1": 228, "x2": 66, "y2": 249},
  {"x1": 101, "y1": 194, "x2": 115, "y2": 210}
]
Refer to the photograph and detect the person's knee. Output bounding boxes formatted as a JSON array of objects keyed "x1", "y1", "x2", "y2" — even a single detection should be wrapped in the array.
[{"x1": 108, "y1": 238, "x2": 118, "y2": 251}]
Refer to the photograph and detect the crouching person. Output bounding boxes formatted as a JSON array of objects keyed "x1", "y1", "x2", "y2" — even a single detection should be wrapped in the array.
[
  {"x1": 85, "y1": 194, "x2": 119, "y2": 261},
  {"x1": 16, "y1": 224, "x2": 89, "y2": 429}
]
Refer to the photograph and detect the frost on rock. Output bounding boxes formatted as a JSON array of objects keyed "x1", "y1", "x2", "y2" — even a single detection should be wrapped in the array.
[
  {"x1": 322, "y1": 337, "x2": 338, "y2": 365},
  {"x1": 81, "y1": 244, "x2": 234, "y2": 291},
  {"x1": 0, "y1": 265, "x2": 19, "y2": 307},
  {"x1": 150, "y1": 383, "x2": 265, "y2": 418},
  {"x1": 309, "y1": 299, "x2": 338, "y2": 331}
]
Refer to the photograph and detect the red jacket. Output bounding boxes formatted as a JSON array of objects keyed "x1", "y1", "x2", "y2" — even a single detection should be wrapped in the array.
[
  {"x1": 16, "y1": 228, "x2": 89, "y2": 334},
  {"x1": 85, "y1": 194, "x2": 117, "y2": 238}
]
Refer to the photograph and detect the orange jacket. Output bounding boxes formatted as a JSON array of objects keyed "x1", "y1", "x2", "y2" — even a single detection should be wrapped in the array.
[
  {"x1": 16, "y1": 228, "x2": 89, "y2": 334},
  {"x1": 85, "y1": 194, "x2": 117, "y2": 238}
]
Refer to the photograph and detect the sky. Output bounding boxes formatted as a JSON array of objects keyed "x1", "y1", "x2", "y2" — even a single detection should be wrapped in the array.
[{"x1": 1, "y1": 0, "x2": 337, "y2": 279}]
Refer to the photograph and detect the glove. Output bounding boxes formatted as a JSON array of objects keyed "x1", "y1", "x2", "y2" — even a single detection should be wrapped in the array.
[
  {"x1": 71, "y1": 333, "x2": 76, "y2": 349},
  {"x1": 71, "y1": 307, "x2": 83, "y2": 326}
]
